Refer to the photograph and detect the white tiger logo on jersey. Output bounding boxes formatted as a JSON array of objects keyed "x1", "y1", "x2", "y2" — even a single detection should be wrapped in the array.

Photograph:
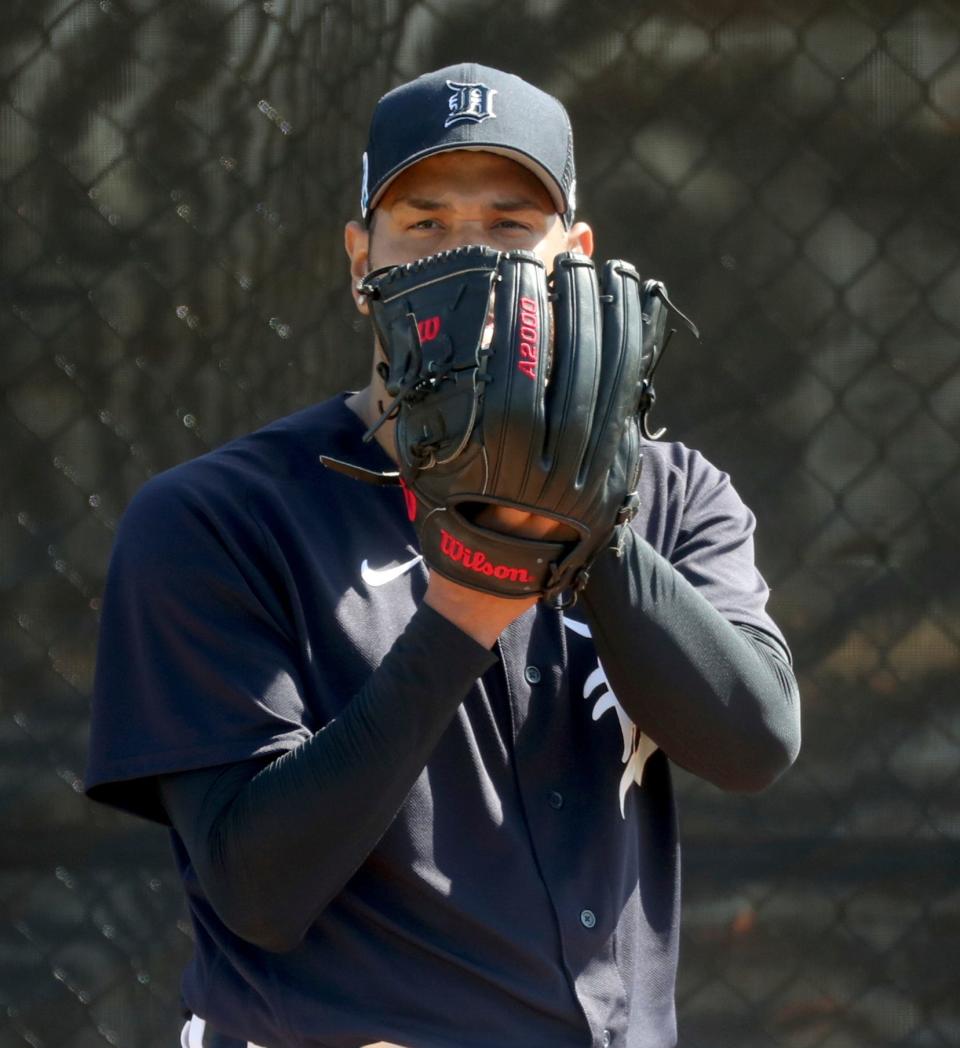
[{"x1": 563, "y1": 616, "x2": 658, "y2": 818}]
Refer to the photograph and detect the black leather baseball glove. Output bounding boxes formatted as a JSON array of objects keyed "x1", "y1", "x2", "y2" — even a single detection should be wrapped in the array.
[{"x1": 322, "y1": 245, "x2": 695, "y2": 604}]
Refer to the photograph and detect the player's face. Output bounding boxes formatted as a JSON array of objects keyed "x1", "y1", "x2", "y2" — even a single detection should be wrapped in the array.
[{"x1": 344, "y1": 151, "x2": 593, "y2": 313}]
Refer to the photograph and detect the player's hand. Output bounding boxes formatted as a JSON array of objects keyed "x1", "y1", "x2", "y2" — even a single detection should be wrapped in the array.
[
  {"x1": 424, "y1": 571, "x2": 536, "y2": 649},
  {"x1": 474, "y1": 505, "x2": 578, "y2": 543}
]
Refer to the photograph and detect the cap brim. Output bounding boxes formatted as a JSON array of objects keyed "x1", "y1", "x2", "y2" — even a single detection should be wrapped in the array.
[{"x1": 366, "y1": 143, "x2": 568, "y2": 220}]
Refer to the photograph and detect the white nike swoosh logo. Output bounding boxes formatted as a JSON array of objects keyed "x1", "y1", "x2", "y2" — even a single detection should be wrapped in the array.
[{"x1": 360, "y1": 555, "x2": 423, "y2": 587}]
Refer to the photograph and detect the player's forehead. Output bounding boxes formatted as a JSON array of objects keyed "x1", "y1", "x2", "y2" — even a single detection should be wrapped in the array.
[{"x1": 377, "y1": 150, "x2": 556, "y2": 213}]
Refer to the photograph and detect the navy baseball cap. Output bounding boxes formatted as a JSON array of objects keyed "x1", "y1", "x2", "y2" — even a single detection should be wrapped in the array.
[{"x1": 360, "y1": 63, "x2": 577, "y2": 228}]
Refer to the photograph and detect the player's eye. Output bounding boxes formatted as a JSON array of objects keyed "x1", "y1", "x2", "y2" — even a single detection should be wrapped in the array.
[{"x1": 409, "y1": 218, "x2": 443, "y2": 231}]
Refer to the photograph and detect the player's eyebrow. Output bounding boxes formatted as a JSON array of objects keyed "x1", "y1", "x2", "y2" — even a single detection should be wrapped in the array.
[
  {"x1": 489, "y1": 197, "x2": 547, "y2": 212},
  {"x1": 395, "y1": 196, "x2": 446, "y2": 211}
]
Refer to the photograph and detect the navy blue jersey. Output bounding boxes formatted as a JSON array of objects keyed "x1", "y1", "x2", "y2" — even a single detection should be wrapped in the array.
[{"x1": 86, "y1": 394, "x2": 789, "y2": 1048}]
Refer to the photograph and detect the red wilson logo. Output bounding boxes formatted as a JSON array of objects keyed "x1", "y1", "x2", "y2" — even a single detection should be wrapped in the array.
[
  {"x1": 439, "y1": 529, "x2": 534, "y2": 583},
  {"x1": 417, "y1": 315, "x2": 441, "y2": 343},
  {"x1": 517, "y1": 296, "x2": 539, "y2": 380}
]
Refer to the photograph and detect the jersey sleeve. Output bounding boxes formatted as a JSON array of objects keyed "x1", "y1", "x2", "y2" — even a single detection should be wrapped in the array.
[
  {"x1": 663, "y1": 446, "x2": 789, "y2": 659},
  {"x1": 84, "y1": 470, "x2": 312, "y2": 824}
]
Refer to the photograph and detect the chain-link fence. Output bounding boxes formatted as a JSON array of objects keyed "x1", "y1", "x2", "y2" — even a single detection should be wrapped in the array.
[{"x1": 2, "y1": 1, "x2": 958, "y2": 1045}]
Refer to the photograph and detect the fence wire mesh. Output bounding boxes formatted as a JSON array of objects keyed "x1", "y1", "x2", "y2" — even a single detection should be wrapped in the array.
[{"x1": 1, "y1": 1, "x2": 958, "y2": 1046}]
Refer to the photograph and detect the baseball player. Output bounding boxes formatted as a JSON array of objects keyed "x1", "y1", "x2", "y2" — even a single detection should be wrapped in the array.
[{"x1": 85, "y1": 64, "x2": 801, "y2": 1048}]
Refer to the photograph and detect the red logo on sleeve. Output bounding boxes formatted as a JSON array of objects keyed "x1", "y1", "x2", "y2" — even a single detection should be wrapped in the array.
[{"x1": 517, "y1": 296, "x2": 538, "y2": 380}]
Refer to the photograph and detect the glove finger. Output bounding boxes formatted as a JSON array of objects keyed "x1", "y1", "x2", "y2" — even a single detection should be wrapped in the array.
[
  {"x1": 532, "y1": 251, "x2": 600, "y2": 513},
  {"x1": 383, "y1": 247, "x2": 500, "y2": 472},
  {"x1": 479, "y1": 251, "x2": 551, "y2": 499},
  {"x1": 579, "y1": 260, "x2": 644, "y2": 498}
]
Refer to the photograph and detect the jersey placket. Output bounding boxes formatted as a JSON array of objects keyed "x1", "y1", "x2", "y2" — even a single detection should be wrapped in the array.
[{"x1": 496, "y1": 607, "x2": 628, "y2": 1047}]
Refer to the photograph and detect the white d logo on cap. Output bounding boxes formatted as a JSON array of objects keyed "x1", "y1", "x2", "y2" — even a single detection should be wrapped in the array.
[{"x1": 444, "y1": 81, "x2": 497, "y2": 127}]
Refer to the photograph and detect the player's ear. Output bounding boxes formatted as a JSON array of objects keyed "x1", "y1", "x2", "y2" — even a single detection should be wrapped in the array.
[
  {"x1": 565, "y1": 220, "x2": 593, "y2": 258},
  {"x1": 344, "y1": 220, "x2": 371, "y2": 315}
]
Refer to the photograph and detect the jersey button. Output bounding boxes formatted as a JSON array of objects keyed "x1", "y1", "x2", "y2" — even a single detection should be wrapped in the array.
[
  {"x1": 580, "y1": 908, "x2": 597, "y2": 929},
  {"x1": 524, "y1": 665, "x2": 541, "y2": 684},
  {"x1": 548, "y1": 791, "x2": 564, "y2": 809},
  {"x1": 601, "y1": 1030, "x2": 612, "y2": 1047}
]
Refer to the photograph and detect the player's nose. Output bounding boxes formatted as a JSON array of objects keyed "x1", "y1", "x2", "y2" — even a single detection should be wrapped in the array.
[{"x1": 441, "y1": 219, "x2": 488, "y2": 251}]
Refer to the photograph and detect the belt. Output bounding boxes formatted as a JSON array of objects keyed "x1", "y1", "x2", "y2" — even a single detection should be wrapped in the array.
[{"x1": 180, "y1": 1015, "x2": 405, "y2": 1048}]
